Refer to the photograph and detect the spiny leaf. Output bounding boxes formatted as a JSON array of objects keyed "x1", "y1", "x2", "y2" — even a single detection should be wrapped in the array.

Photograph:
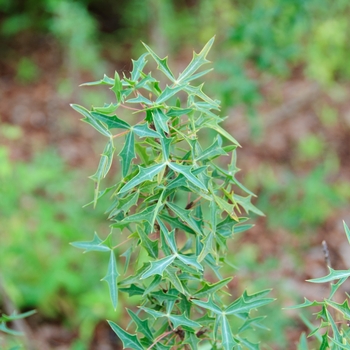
[
  {"x1": 127, "y1": 93, "x2": 153, "y2": 105},
  {"x1": 344, "y1": 221, "x2": 350, "y2": 245},
  {"x1": 127, "y1": 309, "x2": 153, "y2": 340},
  {"x1": 102, "y1": 250, "x2": 119, "y2": 310},
  {"x1": 119, "y1": 284, "x2": 144, "y2": 297},
  {"x1": 91, "y1": 111, "x2": 130, "y2": 130},
  {"x1": 119, "y1": 131, "x2": 135, "y2": 178},
  {"x1": 221, "y1": 315, "x2": 237, "y2": 350},
  {"x1": 137, "y1": 226, "x2": 158, "y2": 259},
  {"x1": 177, "y1": 36, "x2": 215, "y2": 84},
  {"x1": 111, "y1": 71, "x2": 123, "y2": 102},
  {"x1": 108, "y1": 321, "x2": 144, "y2": 350},
  {"x1": 204, "y1": 120, "x2": 240, "y2": 147},
  {"x1": 307, "y1": 267, "x2": 350, "y2": 283},
  {"x1": 133, "y1": 123, "x2": 160, "y2": 138},
  {"x1": 325, "y1": 299, "x2": 350, "y2": 320},
  {"x1": 80, "y1": 74, "x2": 114, "y2": 86},
  {"x1": 196, "y1": 136, "x2": 227, "y2": 161},
  {"x1": 131, "y1": 53, "x2": 149, "y2": 81},
  {"x1": 191, "y1": 297, "x2": 222, "y2": 315},
  {"x1": 193, "y1": 277, "x2": 232, "y2": 298},
  {"x1": 168, "y1": 163, "x2": 207, "y2": 191},
  {"x1": 234, "y1": 194, "x2": 265, "y2": 216},
  {"x1": 71, "y1": 104, "x2": 111, "y2": 137},
  {"x1": 142, "y1": 42, "x2": 175, "y2": 82},
  {"x1": 177, "y1": 254, "x2": 203, "y2": 271},
  {"x1": 153, "y1": 108, "x2": 170, "y2": 133},
  {"x1": 118, "y1": 204, "x2": 157, "y2": 225},
  {"x1": 93, "y1": 103, "x2": 118, "y2": 114},
  {"x1": 156, "y1": 85, "x2": 184, "y2": 104},
  {"x1": 119, "y1": 163, "x2": 166, "y2": 194},
  {"x1": 141, "y1": 255, "x2": 176, "y2": 279},
  {"x1": 225, "y1": 294, "x2": 274, "y2": 316},
  {"x1": 70, "y1": 232, "x2": 111, "y2": 253}
]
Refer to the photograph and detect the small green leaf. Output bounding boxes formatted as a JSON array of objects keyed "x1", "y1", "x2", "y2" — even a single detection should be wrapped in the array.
[
  {"x1": 111, "y1": 71, "x2": 123, "y2": 102},
  {"x1": 177, "y1": 254, "x2": 203, "y2": 271},
  {"x1": 119, "y1": 284, "x2": 145, "y2": 297},
  {"x1": 193, "y1": 277, "x2": 232, "y2": 298},
  {"x1": 177, "y1": 37, "x2": 215, "y2": 84},
  {"x1": 91, "y1": 112, "x2": 130, "y2": 130},
  {"x1": 234, "y1": 194, "x2": 265, "y2": 216},
  {"x1": 80, "y1": 74, "x2": 114, "y2": 86},
  {"x1": 108, "y1": 321, "x2": 144, "y2": 350},
  {"x1": 344, "y1": 221, "x2": 350, "y2": 245},
  {"x1": 93, "y1": 103, "x2": 118, "y2": 114},
  {"x1": 167, "y1": 108, "x2": 193, "y2": 117},
  {"x1": 70, "y1": 232, "x2": 111, "y2": 253},
  {"x1": 118, "y1": 204, "x2": 157, "y2": 225},
  {"x1": 127, "y1": 309, "x2": 154, "y2": 340},
  {"x1": 221, "y1": 315, "x2": 237, "y2": 350},
  {"x1": 141, "y1": 255, "x2": 175, "y2": 279},
  {"x1": 307, "y1": 267, "x2": 350, "y2": 283},
  {"x1": 297, "y1": 333, "x2": 309, "y2": 350},
  {"x1": 225, "y1": 294, "x2": 274, "y2": 316},
  {"x1": 156, "y1": 85, "x2": 184, "y2": 104},
  {"x1": 142, "y1": 43, "x2": 175, "y2": 82},
  {"x1": 102, "y1": 251, "x2": 119, "y2": 310},
  {"x1": 127, "y1": 93, "x2": 153, "y2": 105},
  {"x1": 119, "y1": 163, "x2": 166, "y2": 194},
  {"x1": 191, "y1": 297, "x2": 222, "y2": 315},
  {"x1": 153, "y1": 109, "x2": 170, "y2": 133},
  {"x1": 325, "y1": 299, "x2": 350, "y2": 320},
  {"x1": 168, "y1": 163, "x2": 207, "y2": 191},
  {"x1": 133, "y1": 123, "x2": 160, "y2": 138},
  {"x1": 137, "y1": 226, "x2": 158, "y2": 259},
  {"x1": 196, "y1": 136, "x2": 227, "y2": 161},
  {"x1": 0, "y1": 310, "x2": 36, "y2": 322},
  {"x1": 204, "y1": 120, "x2": 240, "y2": 147},
  {"x1": 119, "y1": 131, "x2": 135, "y2": 178},
  {"x1": 131, "y1": 53, "x2": 149, "y2": 81}
]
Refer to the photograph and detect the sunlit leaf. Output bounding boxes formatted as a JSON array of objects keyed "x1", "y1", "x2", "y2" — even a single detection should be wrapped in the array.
[
  {"x1": 108, "y1": 321, "x2": 144, "y2": 350},
  {"x1": 141, "y1": 255, "x2": 175, "y2": 279},
  {"x1": 119, "y1": 131, "x2": 135, "y2": 178},
  {"x1": 102, "y1": 251, "x2": 119, "y2": 310},
  {"x1": 307, "y1": 267, "x2": 350, "y2": 283},
  {"x1": 91, "y1": 111, "x2": 130, "y2": 130},
  {"x1": 70, "y1": 232, "x2": 111, "y2": 253}
]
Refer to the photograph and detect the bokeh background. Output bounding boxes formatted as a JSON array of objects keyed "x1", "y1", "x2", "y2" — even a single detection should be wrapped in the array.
[{"x1": 1, "y1": 0, "x2": 350, "y2": 348}]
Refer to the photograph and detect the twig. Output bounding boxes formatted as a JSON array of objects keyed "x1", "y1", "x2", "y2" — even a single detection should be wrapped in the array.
[{"x1": 147, "y1": 329, "x2": 175, "y2": 350}]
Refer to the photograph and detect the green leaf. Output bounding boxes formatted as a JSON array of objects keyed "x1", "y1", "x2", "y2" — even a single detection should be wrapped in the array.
[
  {"x1": 108, "y1": 321, "x2": 144, "y2": 350},
  {"x1": 177, "y1": 37, "x2": 215, "y2": 84},
  {"x1": 156, "y1": 85, "x2": 184, "y2": 104},
  {"x1": 142, "y1": 42, "x2": 175, "y2": 82},
  {"x1": 164, "y1": 266, "x2": 185, "y2": 294},
  {"x1": 0, "y1": 310, "x2": 36, "y2": 322},
  {"x1": 177, "y1": 254, "x2": 203, "y2": 271},
  {"x1": 119, "y1": 284, "x2": 145, "y2": 297},
  {"x1": 141, "y1": 255, "x2": 175, "y2": 279},
  {"x1": 119, "y1": 163, "x2": 166, "y2": 194},
  {"x1": 118, "y1": 204, "x2": 157, "y2": 225},
  {"x1": 191, "y1": 297, "x2": 222, "y2": 315},
  {"x1": 102, "y1": 251, "x2": 119, "y2": 310},
  {"x1": 297, "y1": 333, "x2": 309, "y2": 350},
  {"x1": 329, "y1": 277, "x2": 347, "y2": 299},
  {"x1": 168, "y1": 163, "x2": 207, "y2": 191},
  {"x1": 131, "y1": 53, "x2": 149, "y2": 81},
  {"x1": 204, "y1": 120, "x2": 240, "y2": 147},
  {"x1": 71, "y1": 104, "x2": 111, "y2": 137},
  {"x1": 127, "y1": 309, "x2": 153, "y2": 340},
  {"x1": 0, "y1": 322, "x2": 23, "y2": 336},
  {"x1": 221, "y1": 315, "x2": 237, "y2": 350},
  {"x1": 193, "y1": 277, "x2": 232, "y2": 298},
  {"x1": 225, "y1": 293, "x2": 274, "y2": 315},
  {"x1": 127, "y1": 93, "x2": 153, "y2": 105},
  {"x1": 167, "y1": 108, "x2": 193, "y2": 117},
  {"x1": 119, "y1": 131, "x2": 135, "y2": 178},
  {"x1": 344, "y1": 221, "x2": 350, "y2": 245},
  {"x1": 93, "y1": 103, "x2": 118, "y2": 114},
  {"x1": 325, "y1": 299, "x2": 350, "y2": 320},
  {"x1": 196, "y1": 136, "x2": 227, "y2": 161},
  {"x1": 234, "y1": 194, "x2": 265, "y2": 216},
  {"x1": 91, "y1": 112, "x2": 130, "y2": 130},
  {"x1": 137, "y1": 226, "x2": 158, "y2": 259},
  {"x1": 158, "y1": 213, "x2": 196, "y2": 235},
  {"x1": 80, "y1": 74, "x2": 114, "y2": 86},
  {"x1": 133, "y1": 123, "x2": 160, "y2": 138},
  {"x1": 153, "y1": 108, "x2": 170, "y2": 133},
  {"x1": 307, "y1": 267, "x2": 350, "y2": 283},
  {"x1": 168, "y1": 313, "x2": 201, "y2": 330},
  {"x1": 110, "y1": 71, "x2": 123, "y2": 102},
  {"x1": 70, "y1": 232, "x2": 111, "y2": 253}
]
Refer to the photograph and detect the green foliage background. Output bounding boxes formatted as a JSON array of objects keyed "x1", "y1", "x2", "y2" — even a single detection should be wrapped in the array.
[{"x1": 1, "y1": 0, "x2": 350, "y2": 348}]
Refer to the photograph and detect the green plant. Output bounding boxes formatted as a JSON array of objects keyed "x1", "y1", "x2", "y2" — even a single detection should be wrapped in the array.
[
  {"x1": 290, "y1": 221, "x2": 350, "y2": 348},
  {"x1": 71, "y1": 37, "x2": 274, "y2": 349}
]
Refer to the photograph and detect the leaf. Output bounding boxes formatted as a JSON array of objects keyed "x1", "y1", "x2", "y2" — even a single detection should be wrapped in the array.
[
  {"x1": 225, "y1": 294, "x2": 274, "y2": 316},
  {"x1": 71, "y1": 104, "x2": 111, "y2": 137},
  {"x1": 234, "y1": 194, "x2": 265, "y2": 216},
  {"x1": 91, "y1": 111, "x2": 130, "y2": 130},
  {"x1": 329, "y1": 277, "x2": 347, "y2": 299},
  {"x1": 158, "y1": 213, "x2": 196, "y2": 235},
  {"x1": 221, "y1": 315, "x2": 237, "y2": 350},
  {"x1": 177, "y1": 37, "x2": 215, "y2": 84},
  {"x1": 160, "y1": 135, "x2": 172, "y2": 161},
  {"x1": 142, "y1": 42, "x2": 175, "y2": 82},
  {"x1": 325, "y1": 299, "x2": 350, "y2": 320},
  {"x1": 108, "y1": 321, "x2": 144, "y2": 350},
  {"x1": 80, "y1": 74, "x2": 114, "y2": 86},
  {"x1": 193, "y1": 277, "x2": 232, "y2": 298},
  {"x1": 307, "y1": 267, "x2": 350, "y2": 283},
  {"x1": 102, "y1": 250, "x2": 119, "y2": 310},
  {"x1": 168, "y1": 313, "x2": 201, "y2": 330},
  {"x1": 133, "y1": 123, "x2": 160, "y2": 138},
  {"x1": 204, "y1": 120, "x2": 240, "y2": 147},
  {"x1": 0, "y1": 322, "x2": 23, "y2": 336},
  {"x1": 127, "y1": 93, "x2": 153, "y2": 105},
  {"x1": 131, "y1": 53, "x2": 149, "y2": 81},
  {"x1": 156, "y1": 85, "x2": 184, "y2": 104},
  {"x1": 119, "y1": 284, "x2": 144, "y2": 297},
  {"x1": 191, "y1": 297, "x2": 222, "y2": 315},
  {"x1": 111, "y1": 71, "x2": 123, "y2": 102},
  {"x1": 344, "y1": 221, "x2": 350, "y2": 245},
  {"x1": 152, "y1": 108, "x2": 170, "y2": 133},
  {"x1": 177, "y1": 254, "x2": 203, "y2": 271},
  {"x1": 137, "y1": 226, "x2": 158, "y2": 259},
  {"x1": 164, "y1": 266, "x2": 185, "y2": 294},
  {"x1": 297, "y1": 333, "x2": 309, "y2": 350},
  {"x1": 127, "y1": 309, "x2": 154, "y2": 340},
  {"x1": 141, "y1": 255, "x2": 175, "y2": 279},
  {"x1": 119, "y1": 163, "x2": 166, "y2": 194},
  {"x1": 167, "y1": 108, "x2": 193, "y2": 117},
  {"x1": 0, "y1": 310, "x2": 36, "y2": 322},
  {"x1": 119, "y1": 131, "x2": 135, "y2": 178},
  {"x1": 70, "y1": 232, "x2": 111, "y2": 253},
  {"x1": 168, "y1": 163, "x2": 207, "y2": 191},
  {"x1": 196, "y1": 136, "x2": 227, "y2": 161},
  {"x1": 93, "y1": 103, "x2": 118, "y2": 114},
  {"x1": 118, "y1": 205, "x2": 157, "y2": 225}
]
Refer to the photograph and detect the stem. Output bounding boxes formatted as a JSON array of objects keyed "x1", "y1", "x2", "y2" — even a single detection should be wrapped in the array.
[{"x1": 147, "y1": 330, "x2": 175, "y2": 350}]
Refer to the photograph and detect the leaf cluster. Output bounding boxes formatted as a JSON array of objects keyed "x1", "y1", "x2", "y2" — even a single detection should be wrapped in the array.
[{"x1": 72, "y1": 38, "x2": 271, "y2": 349}]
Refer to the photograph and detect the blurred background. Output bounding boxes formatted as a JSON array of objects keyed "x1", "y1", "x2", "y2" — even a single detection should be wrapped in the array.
[{"x1": 1, "y1": 0, "x2": 350, "y2": 348}]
